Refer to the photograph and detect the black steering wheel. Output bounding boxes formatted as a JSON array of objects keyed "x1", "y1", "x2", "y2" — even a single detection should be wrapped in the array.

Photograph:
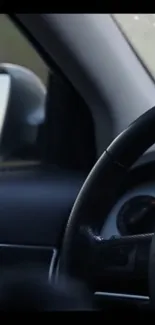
[{"x1": 59, "y1": 106, "x2": 155, "y2": 309}]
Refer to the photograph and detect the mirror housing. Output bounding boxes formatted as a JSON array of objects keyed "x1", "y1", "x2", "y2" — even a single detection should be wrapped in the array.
[{"x1": 0, "y1": 63, "x2": 46, "y2": 161}]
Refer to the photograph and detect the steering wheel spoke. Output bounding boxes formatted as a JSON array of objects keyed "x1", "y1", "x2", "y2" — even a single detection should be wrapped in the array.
[{"x1": 91, "y1": 232, "x2": 153, "y2": 295}]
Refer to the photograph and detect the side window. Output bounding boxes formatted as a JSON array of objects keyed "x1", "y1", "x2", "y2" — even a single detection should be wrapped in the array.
[
  {"x1": 0, "y1": 15, "x2": 49, "y2": 164},
  {"x1": 0, "y1": 15, "x2": 96, "y2": 172},
  {"x1": 0, "y1": 14, "x2": 48, "y2": 85}
]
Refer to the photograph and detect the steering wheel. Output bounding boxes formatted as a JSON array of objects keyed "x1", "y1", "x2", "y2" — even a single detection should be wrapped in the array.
[{"x1": 59, "y1": 106, "x2": 155, "y2": 309}]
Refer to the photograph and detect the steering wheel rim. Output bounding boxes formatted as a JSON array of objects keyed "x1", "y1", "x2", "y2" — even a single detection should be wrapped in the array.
[{"x1": 59, "y1": 106, "x2": 155, "y2": 295}]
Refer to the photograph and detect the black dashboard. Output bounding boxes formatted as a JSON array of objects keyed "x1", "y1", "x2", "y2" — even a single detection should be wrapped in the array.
[
  {"x1": 0, "y1": 157, "x2": 154, "y2": 304},
  {"x1": 0, "y1": 164, "x2": 85, "y2": 279},
  {"x1": 0, "y1": 159, "x2": 154, "y2": 283},
  {"x1": 0, "y1": 164, "x2": 85, "y2": 248},
  {"x1": 1, "y1": 160, "x2": 154, "y2": 249}
]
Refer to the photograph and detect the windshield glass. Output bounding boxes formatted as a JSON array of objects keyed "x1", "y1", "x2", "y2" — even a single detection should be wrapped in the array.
[{"x1": 112, "y1": 14, "x2": 155, "y2": 80}]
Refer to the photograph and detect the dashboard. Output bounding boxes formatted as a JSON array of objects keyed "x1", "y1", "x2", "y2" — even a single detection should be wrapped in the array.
[{"x1": 101, "y1": 181, "x2": 155, "y2": 239}]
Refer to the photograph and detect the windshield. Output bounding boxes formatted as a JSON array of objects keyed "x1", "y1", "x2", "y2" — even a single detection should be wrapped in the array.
[{"x1": 112, "y1": 14, "x2": 155, "y2": 80}]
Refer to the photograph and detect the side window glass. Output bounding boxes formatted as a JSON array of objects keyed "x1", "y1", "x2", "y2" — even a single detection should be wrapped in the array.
[
  {"x1": 0, "y1": 15, "x2": 49, "y2": 163},
  {"x1": 0, "y1": 14, "x2": 48, "y2": 84}
]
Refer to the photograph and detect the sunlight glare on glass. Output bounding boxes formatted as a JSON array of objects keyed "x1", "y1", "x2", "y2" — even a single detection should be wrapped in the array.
[{"x1": 134, "y1": 15, "x2": 140, "y2": 21}]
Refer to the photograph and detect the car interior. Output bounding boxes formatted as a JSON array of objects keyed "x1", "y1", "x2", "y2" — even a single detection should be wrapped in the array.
[{"x1": 0, "y1": 13, "x2": 155, "y2": 311}]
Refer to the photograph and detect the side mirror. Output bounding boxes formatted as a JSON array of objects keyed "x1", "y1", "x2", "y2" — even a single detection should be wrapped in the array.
[{"x1": 0, "y1": 63, "x2": 46, "y2": 161}]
